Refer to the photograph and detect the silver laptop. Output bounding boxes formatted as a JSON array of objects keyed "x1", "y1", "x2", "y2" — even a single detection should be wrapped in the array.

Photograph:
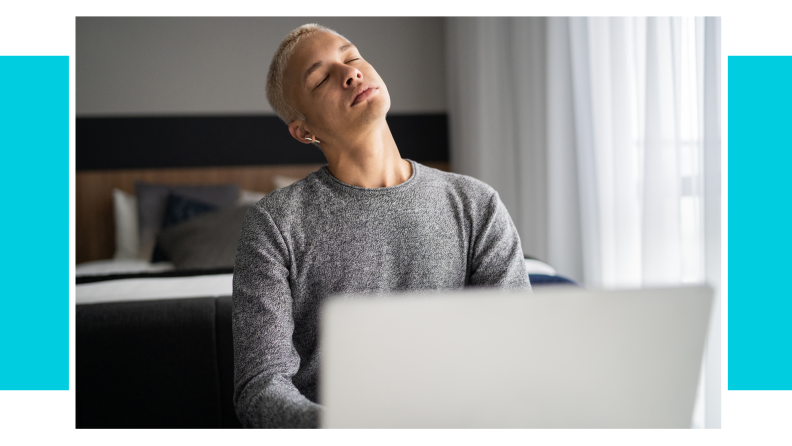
[{"x1": 319, "y1": 285, "x2": 712, "y2": 428}]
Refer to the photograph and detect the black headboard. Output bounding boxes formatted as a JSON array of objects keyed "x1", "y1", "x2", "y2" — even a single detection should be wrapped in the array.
[{"x1": 76, "y1": 113, "x2": 449, "y2": 170}]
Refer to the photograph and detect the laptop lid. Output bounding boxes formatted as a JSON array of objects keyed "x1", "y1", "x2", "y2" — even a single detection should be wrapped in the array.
[{"x1": 319, "y1": 285, "x2": 712, "y2": 428}]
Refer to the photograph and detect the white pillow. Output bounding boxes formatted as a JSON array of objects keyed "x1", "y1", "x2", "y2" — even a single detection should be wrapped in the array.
[
  {"x1": 237, "y1": 189, "x2": 268, "y2": 205},
  {"x1": 112, "y1": 188, "x2": 140, "y2": 260},
  {"x1": 524, "y1": 258, "x2": 557, "y2": 275},
  {"x1": 272, "y1": 175, "x2": 301, "y2": 190}
]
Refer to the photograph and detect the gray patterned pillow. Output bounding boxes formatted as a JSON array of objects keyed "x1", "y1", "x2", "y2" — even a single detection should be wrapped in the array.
[
  {"x1": 156, "y1": 204, "x2": 252, "y2": 270},
  {"x1": 135, "y1": 182, "x2": 239, "y2": 261}
]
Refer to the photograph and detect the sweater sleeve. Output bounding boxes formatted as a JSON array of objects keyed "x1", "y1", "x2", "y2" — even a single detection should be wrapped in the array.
[
  {"x1": 468, "y1": 191, "x2": 532, "y2": 291},
  {"x1": 232, "y1": 205, "x2": 322, "y2": 428}
]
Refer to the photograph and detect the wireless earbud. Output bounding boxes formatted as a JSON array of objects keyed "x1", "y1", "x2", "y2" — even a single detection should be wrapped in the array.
[{"x1": 305, "y1": 136, "x2": 321, "y2": 144}]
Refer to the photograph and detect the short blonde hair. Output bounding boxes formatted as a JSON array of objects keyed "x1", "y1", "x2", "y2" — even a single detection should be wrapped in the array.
[{"x1": 266, "y1": 24, "x2": 346, "y2": 124}]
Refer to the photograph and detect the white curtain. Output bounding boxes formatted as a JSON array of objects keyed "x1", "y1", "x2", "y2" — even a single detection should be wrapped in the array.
[{"x1": 446, "y1": 16, "x2": 721, "y2": 428}]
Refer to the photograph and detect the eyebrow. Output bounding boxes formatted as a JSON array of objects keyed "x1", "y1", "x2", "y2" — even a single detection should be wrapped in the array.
[{"x1": 303, "y1": 43, "x2": 356, "y2": 86}]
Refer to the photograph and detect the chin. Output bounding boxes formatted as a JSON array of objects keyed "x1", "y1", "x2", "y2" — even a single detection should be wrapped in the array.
[{"x1": 360, "y1": 93, "x2": 390, "y2": 125}]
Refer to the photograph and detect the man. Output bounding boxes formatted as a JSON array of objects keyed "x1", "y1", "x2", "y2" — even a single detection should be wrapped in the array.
[{"x1": 232, "y1": 23, "x2": 530, "y2": 429}]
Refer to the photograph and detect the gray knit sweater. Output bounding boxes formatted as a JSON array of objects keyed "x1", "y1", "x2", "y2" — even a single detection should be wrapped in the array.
[{"x1": 232, "y1": 160, "x2": 531, "y2": 428}]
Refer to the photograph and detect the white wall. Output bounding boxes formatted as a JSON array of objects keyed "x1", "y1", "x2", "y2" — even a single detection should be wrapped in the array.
[{"x1": 76, "y1": 17, "x2": 446, "y2": 116}]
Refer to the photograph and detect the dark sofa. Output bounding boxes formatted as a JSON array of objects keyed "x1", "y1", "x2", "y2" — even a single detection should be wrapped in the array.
[{"x1": 76, "y1": 295, "x2": 241, "y2": 428}]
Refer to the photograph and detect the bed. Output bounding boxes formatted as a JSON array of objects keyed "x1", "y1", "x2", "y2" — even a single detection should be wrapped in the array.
[{"x1": 74, "y1": 175, "x2": 574, "y2": 306}]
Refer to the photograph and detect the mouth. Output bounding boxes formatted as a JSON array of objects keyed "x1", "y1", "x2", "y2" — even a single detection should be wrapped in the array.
[{"x1": 351, "y1": 86, "x2": 378, "y2": 106}]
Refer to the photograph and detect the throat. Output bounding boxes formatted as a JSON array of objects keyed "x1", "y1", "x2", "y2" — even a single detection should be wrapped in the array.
[{"x1": 328, "y1": 157, "x2": 412, "y2": 189}]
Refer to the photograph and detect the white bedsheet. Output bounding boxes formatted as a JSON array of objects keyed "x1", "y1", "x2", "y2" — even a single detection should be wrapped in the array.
[
  {"x1": 76, "y1": 259, "x2": 176, "y2": 276},
  {"x1": 76, "y1": 274, "x2": 233, "y2": 305}
]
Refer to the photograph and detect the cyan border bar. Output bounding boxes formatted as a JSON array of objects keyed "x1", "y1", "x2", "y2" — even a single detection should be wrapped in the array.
[
  {"x1": 0, "y1": 56, "x2": 69, "y2": 390},
  {"x1": 728, "y1": 56, "x2": 792, "y2": 390}
]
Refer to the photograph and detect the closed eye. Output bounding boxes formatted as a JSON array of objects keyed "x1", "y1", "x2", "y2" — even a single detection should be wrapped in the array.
[{"x1": 314, "y1": 59, "x2": 360, "y2": 89}]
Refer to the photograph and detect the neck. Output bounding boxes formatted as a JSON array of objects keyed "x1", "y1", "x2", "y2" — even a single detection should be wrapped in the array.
[{"x1": 320, "y1": 120, "x2": 412, "y2": 188}]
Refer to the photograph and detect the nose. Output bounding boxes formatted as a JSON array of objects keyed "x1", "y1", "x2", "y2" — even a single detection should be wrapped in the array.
[{"x1": 342, "y1": 65, "x2": 363, "y2": 88}]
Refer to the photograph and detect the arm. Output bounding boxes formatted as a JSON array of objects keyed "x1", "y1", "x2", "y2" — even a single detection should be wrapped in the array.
[
  {"x1": 468, "y1": 191, "x2": 532, "y2": 291},
  {"x1": 232, "y1": 205, "x2": 321, "y2": 428}
]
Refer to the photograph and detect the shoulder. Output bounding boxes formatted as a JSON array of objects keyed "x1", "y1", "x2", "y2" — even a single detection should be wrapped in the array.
[
  {"x1": 414, "y1": 163, "x2": 508, "y2": 231},
  {"x1": 244, "y1": 168, "x2": 327, "y2": 226},
  {"x1": 416, "y1": 162, "x2": 498, "y2": 204}
]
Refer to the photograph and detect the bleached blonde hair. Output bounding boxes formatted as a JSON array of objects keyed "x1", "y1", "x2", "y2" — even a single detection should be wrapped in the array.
[{"x1": 266, "y1": 24, "x2": 347, "y2": 124}]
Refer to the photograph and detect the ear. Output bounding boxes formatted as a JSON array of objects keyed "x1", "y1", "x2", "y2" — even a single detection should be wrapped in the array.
[{"x1": 288, "y1": 120, "x2": 315, "y2": 145}]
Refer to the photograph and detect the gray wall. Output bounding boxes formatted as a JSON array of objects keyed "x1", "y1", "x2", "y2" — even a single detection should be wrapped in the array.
[{"x1": 77, "y1": 17, "x2": 447, "y2": 116}]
